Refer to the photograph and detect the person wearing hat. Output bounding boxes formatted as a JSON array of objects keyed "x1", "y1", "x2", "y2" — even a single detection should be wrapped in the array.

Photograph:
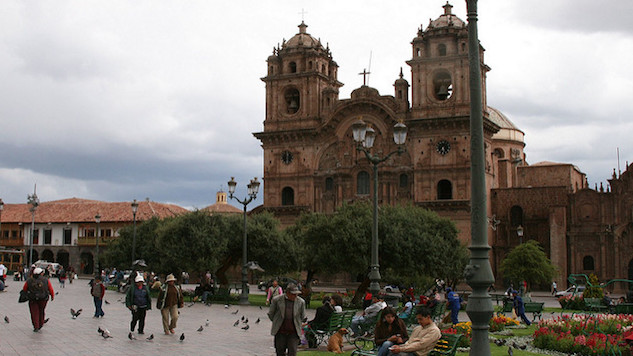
[
  {"x1": 22, "y1": 267, "x2": 54, "y2": 332},
  {"x1": 125, "y1": 274, "x2": 152, "y2": 334},
  {"x1": 157, "y1": 274, "x2": 183, "y2": 335},
  {"x1": 512, "y1": 290, "x2": 531, "y2": 326},
  {"x1": 268, "y1": 282, "x2": 306, "y2": 356}
]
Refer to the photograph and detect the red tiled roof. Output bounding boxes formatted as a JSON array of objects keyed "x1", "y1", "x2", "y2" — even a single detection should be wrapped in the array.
[{"x1": 0, "y1": 198, "x2": 189, "y2": 223}]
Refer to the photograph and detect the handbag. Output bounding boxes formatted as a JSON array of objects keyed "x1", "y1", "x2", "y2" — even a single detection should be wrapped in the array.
[{"x1": 19, "y1": 289, "x2": 29, "y2": 303}]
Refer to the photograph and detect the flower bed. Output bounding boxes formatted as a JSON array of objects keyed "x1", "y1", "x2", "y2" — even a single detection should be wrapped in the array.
[{"x1": 533, "y1": 314, "x2": 633, "y2": 355}]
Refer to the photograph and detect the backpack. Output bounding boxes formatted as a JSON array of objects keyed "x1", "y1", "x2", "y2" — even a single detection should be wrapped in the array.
[
  {"x1": 27, "y1": 277, "x2": 49, "y2": 301},
  {"x1": 91, "y1": 282, "x2": 102, "y2": 297}
]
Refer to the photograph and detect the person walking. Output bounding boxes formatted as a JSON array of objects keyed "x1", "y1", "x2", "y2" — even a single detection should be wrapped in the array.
[
  {"x1": 551, "y1": 281, "x2": 558, "y2": 296},
  {"x1": 446, "y1": 288, "x2": 462, "y2": 325},
  {"x1": 157, "y1": 274, "x2": 183, "y2": 335},
  {"x1": 58, "y1": 267, "x2": 67, "y2": 288},
  {"x1": 268, "y1": 283, "x2": 306, "y2": 356},
  {"x1": 512, "y1": 291, "x2": 531, "y2": 326},
  {"x1": 267, "y1": 279, "x2": 283, "y2": 305},
  {"x1": 22, "y1": 267, "x2": 54, "y2": 332},
  {"x1": 125, "y1": 275, "x2": 151, "y2": 334},
  {"x1": 91, "y1": 275, "x2": 105, "y2": 318}
]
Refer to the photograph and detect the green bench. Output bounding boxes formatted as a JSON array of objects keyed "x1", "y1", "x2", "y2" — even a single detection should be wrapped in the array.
[
  {"x1": 614, "y1": 303, "x2": 633, "y2": 314},
  {"x1": 584, "y1": 297, "x2": 608, "y2": 313},
  {"x1": 305, "y1": 310, "x2": 357, "y2": 347},
  {"x1": 351, "y1": 332, "x2": 462, "y2": 356},
  {"x1": 524, "y1": 302, "x2": 544, "y2": 321},
  {"x1": 498, "y1": 299, "x2": 543, "y2": 321}
]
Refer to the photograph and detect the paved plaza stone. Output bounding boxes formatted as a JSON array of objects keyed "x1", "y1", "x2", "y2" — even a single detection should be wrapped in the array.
[
  {"x1": 0, "y1": 277, "x2": 571, "y2": 355},
  {"x1": 0, "y1": 278, "x2": 313, "y2": 355}
]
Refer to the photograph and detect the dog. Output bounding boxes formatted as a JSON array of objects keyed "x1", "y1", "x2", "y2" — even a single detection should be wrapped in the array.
[{"x1": 327, "y1": 328, "x2": 349, "y2": 353}]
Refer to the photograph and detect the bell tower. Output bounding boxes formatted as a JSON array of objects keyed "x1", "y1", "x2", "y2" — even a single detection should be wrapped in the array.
[
  {"x1": 406, "y1": 2, "x2": 489, "y2": 119},
  {"x1": 261, "y1": 22, "x2": 343, "y2": 132},
  {"x1": 255, "y1": 22, "x2": 343, "y2": 219}
]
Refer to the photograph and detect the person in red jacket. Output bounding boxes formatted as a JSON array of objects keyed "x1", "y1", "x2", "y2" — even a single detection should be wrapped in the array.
[{"x1": 22, "y1": 267, "x2": 54, "y2": 332}]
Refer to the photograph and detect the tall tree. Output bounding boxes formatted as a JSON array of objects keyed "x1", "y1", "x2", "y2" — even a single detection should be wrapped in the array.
[{"x1": 499, "y1": 240, "x2": 557, "y2": 291}]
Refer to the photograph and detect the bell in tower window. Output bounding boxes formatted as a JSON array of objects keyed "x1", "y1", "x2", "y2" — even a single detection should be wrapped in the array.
[
  {"x1": 284, "y1": 88, "x2": 300, "y2": 114},
  {"x1": 433, "y1": 72, "x2": 453, "y2": 101}
]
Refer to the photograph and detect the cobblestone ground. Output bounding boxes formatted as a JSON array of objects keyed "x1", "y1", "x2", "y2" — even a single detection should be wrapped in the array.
[{"x1": 0, "y1": 278, "x2": 308, "y2": 356}]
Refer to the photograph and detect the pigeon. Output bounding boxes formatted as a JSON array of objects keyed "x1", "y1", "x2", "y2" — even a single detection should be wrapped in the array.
[
  {"x1": 205, "y1": 319, "x2": 210, "y2": 326},
  {"x1": 241, "y1": 315, "x2": 245, "y2": 321},
  {"x1": 146, "y1": 334, "x2": 154, "y2": 341},
  {"x1": 4, "y1": 316, "x2": 9, "y2": 323},
  {"x1": 231, "y1": 309, "x2": 239, "y2": 315},
  {"x1": 98, "y1": 327, "x2": 104, "y2": 334},
  {"x1": 243, "y1": 318, "x2": 249, "y2": 324},
  {"x1": 233, "y1": 320, "x2": 239, "y2": 327},
  {"x1": 186, "y1": 302, "x2": 195, "y2": 307},
  {"x1": 100, "y1": 328, "x2": 112, "y2": 339},
  {"x1": 70, "y1": 308, "x2": 82, "y2": 319},
  {"x1": 241, "y1": 324, "x2": 249, "y2": 330},
  {"x1": 197, "y1": 326, "x2": 204, "y2": 332},
  {"x1": 104, "y1": 300, "x2": 110, "y2": 305},
  {"x1": 128, "y1": 332, "x2": 136, "y2": 340},
  {"x1": 55, "y1": 291, "x2": 59, "y2": 295},
  {"x1": 507, "y1": 346, "x2": 513, "y2": 356},
  {"x1": 255, "y1": 318, "x2": 260, "y2": 324},
  {"x1": 179, "y1": 333, "x2": 185, "y2": 341},
  {"x1": 259, "y1": 306, "x2": 262, "y2": 310},
  {"x1": 224, "y1": 304, "x2": 229, "y2": 309}
]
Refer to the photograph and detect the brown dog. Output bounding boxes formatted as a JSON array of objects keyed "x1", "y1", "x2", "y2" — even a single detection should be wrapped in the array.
[{"x1": 327, "y1": 328, "x2": 349, "y2": 353}]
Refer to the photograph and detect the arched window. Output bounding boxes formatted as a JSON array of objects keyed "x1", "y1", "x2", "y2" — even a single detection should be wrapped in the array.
[
  {"x1": 399, "y1": 174, "x2": 409, "y2": 188},
  {"x1": 583, "y1": 256, "x2": 595, "y2": 270},
  {"x1": 510, "y1": 206, "x2": 523, "y2": 227},
  {"x1": 282, "y1": 187, "x2": 294, "y2": 206},
  {"x1": 357, "y1": 171, "x2": 370, "y2": 195},
  {"x1": 289, "y1": 62, "x2": 297, "y2": 73},
  {"x1": 325, "y1": 177, "x2": 334, "y2": 191},
  {"x1": 438, "y1": 43, "x2": 447, "y2": 56},
  {"x1": 437, "y1": 179, "x2": 452, "y2": 200}
]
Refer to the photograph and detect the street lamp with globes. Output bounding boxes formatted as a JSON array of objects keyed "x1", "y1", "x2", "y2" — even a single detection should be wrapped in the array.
[
  {"x1": 352, "y1": 118, "x2": 407, "y2": 297},
  {"x1": 516, "y1": 225, "x2": 524, "y2": 244},
  {"x1": 227, "y1": 176, "x2": 261, "y2": 305},
  {"x1": 95, "y1": 214, "x2": 101, "y2": 277},
  {"x1": 131, "y1": 199, "x2": 139, "y2": 264}
]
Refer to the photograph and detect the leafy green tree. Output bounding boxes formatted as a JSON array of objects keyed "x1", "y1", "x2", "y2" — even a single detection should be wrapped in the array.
[
  {"x1": 289, "y1": 202, "x2": 372, "y2": 290},
  {"x1": 215, "y1": 212, "x2": 299, "y2": 286},
  {"x1": 290, "y1": 202, "x2": 467, "y2": 305},
  {"x1": 104, "y1": 211, "x2": 295, "y2": 286},
  {"x1": 499, "y1": 240, "x2": 557, "y2": 291}
]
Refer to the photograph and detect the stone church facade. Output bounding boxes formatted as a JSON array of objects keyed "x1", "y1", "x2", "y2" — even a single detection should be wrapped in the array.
[{"x1": 254, "y1": 3, "x2": 633, "y2": 291}]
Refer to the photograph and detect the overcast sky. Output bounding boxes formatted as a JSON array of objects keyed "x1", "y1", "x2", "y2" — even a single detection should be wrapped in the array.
[{"x1": 1, "y1": 0, "x2": 632, "y2": 210}]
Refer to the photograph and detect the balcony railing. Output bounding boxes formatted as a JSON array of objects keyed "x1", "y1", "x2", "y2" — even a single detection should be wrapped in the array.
[{"x1": 77, "y1": 236, "x2": 115, "y2": 246}]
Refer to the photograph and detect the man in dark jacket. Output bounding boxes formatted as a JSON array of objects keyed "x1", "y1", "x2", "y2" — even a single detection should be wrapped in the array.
[
  {"x1": 125, "y1": 275, "x2": 151, "y2": 334},
  {"x1": 512, "y1": 291, "x2": 531, "y2": 326}
]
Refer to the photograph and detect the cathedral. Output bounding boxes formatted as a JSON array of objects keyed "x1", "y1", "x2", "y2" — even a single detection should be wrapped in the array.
[{"x1": 254, "y1": 3, "x2": 633, "y2": 291}]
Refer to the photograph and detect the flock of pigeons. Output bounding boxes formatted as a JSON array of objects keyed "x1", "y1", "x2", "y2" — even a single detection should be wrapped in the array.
[{"x1": 492, "y1": 338, "x2": 528, "y2": 355}]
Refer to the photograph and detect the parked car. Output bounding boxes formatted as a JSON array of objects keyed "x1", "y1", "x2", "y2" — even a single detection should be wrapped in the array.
[
  {"x1": 555, "y1": 285, "x2": 586, "y2": 298},
  {"x1": 258, "y1": 277, "x2": 299, "y2": 291},
  {"x1": 33, "y1": 260, "x2": 62, "y2": 277},
  {"x1": 384, "y1": 284, "x2": 401, "y2": 293}
]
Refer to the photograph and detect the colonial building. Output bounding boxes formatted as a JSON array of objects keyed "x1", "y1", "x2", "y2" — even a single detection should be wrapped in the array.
[
  {"x1": 0, "y1": 198, "x2": 187, "y2": 274},
  {"x1": 254, "y1": 3, "x2": 631, "y2": 290}
]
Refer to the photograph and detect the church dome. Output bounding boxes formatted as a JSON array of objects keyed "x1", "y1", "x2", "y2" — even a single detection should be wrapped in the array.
[
  {"x1": 283, "y1": 22, "x2": 324, "y2": 50},
  {"x1": 489, "y1": 106, "x2": 524, "y2": 143},
  {"x1": 427, "y1": 2, "x2": 466, "y2": 30}
]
